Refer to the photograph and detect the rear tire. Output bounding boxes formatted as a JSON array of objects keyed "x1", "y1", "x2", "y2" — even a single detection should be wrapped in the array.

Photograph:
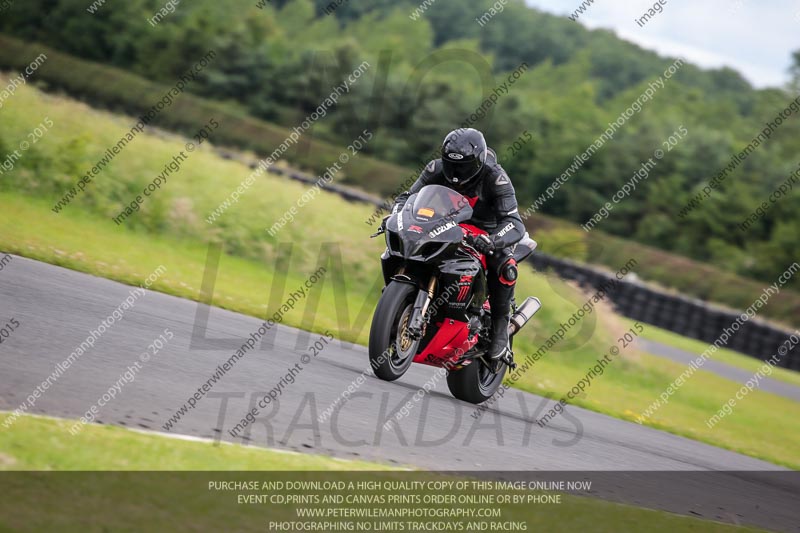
[
  {"x1": 446, "y1": 336, "x2": 511, "y2": 404},
  {"x1": 369, "y1": 281, "x2": 419, "y2": 381},
  {"x1": 446, "y1": 359, "x2": 507, "y2": 404}
]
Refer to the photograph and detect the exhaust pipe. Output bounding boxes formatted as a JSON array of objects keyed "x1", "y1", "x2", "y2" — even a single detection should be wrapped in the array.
[{"x1": 508, "y1": 297, "x2": 541, "y2": 337}]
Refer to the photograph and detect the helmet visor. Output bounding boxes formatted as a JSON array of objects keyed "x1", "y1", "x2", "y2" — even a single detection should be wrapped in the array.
[{"x1": 442, "y1": 157, "x2": 482, "y2": 183}]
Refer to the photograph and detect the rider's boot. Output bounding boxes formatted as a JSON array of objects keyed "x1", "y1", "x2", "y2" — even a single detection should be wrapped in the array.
[{"x1": 487, "y1": 279, "x2": 514, "y2": 361}]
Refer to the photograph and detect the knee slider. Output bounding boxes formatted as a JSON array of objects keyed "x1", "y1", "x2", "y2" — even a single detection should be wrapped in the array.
[{"x1": 499, "y1": 258, "x2": 517, "y2": 286}]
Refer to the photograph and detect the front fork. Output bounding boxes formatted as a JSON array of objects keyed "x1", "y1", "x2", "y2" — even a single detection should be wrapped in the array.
[{"x1": 407, "y1": 275, "x2": 437, "y2": 339}]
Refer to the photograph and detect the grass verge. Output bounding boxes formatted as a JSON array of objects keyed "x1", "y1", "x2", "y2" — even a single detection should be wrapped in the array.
[
  {"x1": 622, "y1": 318, "x2": 800, "y2": 388},
  {"x1": 0, "y1": 413, "x2": 763, "y2": 532},
  {"x1": 0, "y1": 412, "x2": 385, "y2": 471}
]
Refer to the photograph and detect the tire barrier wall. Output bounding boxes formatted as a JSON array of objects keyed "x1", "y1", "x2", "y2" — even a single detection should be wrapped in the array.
[{"x1": 527, "y1": 253, "x2": 799, "y2": 371}]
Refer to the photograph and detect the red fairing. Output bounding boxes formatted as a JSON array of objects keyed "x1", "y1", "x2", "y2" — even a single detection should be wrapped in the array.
[
  {"x1": 413, "y1": 320, "x2": 477, "y2": 367},
  {"x1": 459, "y1": 223, "x2": 488, "y2": 269},
  {"x1": 448, "y1": 193, "x2": 479, "y2": 210},
  {"x1": 459, "y1": 223, "x2": 488, "y2": 237}
]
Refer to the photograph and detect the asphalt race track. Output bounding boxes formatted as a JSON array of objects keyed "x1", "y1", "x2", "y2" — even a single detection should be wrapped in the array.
[
  {"x1": 1, "y1": 256, "x2": 798, "y2": 531},
  {"x1": 638, "y1": 338, "x2": 800, "y2": 402}
]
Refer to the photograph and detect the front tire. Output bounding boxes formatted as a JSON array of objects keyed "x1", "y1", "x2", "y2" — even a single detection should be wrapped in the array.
[
  {"x1": 369, "y1": 281, "x2": 419, "y2": 381},
  {"x1": 446, "y1": 358, "x2": 507, "y2": 404}
]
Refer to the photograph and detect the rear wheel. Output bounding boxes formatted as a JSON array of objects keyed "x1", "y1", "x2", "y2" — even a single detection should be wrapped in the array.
[
  {"x1": 369, "y1": 281, "x2": 419, "y2": 381},
  {"x1": 446, "y1": 338, "x2": 511, "y2": 404},
  {"x1": 446, "y1": 358, "x2": 507, "y2": 404}
]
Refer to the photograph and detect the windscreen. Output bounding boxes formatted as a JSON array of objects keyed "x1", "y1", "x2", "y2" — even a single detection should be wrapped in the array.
[{"x1": 410, "y1": 185, "x2": 473, "y2": 224}]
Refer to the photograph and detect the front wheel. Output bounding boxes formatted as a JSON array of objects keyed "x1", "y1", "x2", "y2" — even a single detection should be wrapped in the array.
[
  {"x1": 446, "y1": 352, "x2": 508, "y2": 404},
  {"x1": 369, "y1": 281, "x2": 419, "y2": 381}
]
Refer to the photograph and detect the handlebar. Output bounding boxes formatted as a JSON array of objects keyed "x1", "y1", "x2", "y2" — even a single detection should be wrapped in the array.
[{"x1": 462, "y1": 235, "x2": 494, "y2": 256}]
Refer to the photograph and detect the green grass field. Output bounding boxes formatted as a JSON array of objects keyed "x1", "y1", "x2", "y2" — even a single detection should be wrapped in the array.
[
  {"x1": 0, "y1": 413, "x2": 765, "y2": 532},
  {"x1": 0, "y1": 78, "x2": 798, "y2": 469},
  {"x1": 0, "y1": 413, "x2": 386, "y2": 471}
]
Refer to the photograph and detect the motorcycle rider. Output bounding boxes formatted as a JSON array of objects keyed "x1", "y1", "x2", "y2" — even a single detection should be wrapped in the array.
[{"x1": 390, "y1": 128, "x2": 525, "y2": 361}]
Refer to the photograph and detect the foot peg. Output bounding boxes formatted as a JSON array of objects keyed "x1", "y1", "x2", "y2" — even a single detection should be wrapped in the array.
[
  {"x1": 502, "y1": 350, "x2": 517, "y2": 370},
  {"x1": 488, "y1": 349, "x2": 515, "y2": 372}
]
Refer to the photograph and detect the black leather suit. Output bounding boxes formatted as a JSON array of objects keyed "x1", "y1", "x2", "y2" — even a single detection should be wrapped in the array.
[{"x1": 393, "y1": 149, "x2": 525, "y2": 339}]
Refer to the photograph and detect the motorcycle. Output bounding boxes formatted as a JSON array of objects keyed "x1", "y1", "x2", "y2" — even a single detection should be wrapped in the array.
[{"x1": 369, "y1": 184, "x2": 541, "y2": 404}]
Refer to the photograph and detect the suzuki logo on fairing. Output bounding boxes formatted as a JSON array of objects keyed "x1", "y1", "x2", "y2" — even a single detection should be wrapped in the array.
[
  {"x1": 429, "y1": 221, "x2": 457, "y2": 237},
  {"x1": 397, "y1": 213, "x2": 404, "y2": 230},
  {"x1": 448, "y1": 153, "x2": 464, "y2": 160}
]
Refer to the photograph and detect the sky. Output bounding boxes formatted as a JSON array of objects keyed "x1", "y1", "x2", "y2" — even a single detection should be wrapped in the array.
[{"x1": 523, "y1": 0, "x2": 799, "y2": 88}]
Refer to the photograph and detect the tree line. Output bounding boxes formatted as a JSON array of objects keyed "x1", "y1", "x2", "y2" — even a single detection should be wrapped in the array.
[{"x1": 2, "y1": 0, "x2": 798, "y2": 289}]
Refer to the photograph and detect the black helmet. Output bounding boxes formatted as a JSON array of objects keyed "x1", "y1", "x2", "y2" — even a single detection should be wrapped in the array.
[{"x1": 441, "y1": 128, "x2": 487, "y2": 189}]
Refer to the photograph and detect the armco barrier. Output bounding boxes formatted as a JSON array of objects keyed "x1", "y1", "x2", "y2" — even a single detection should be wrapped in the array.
[{"x1": 528, "y1": 253, "x2": 799, "y2": 371}]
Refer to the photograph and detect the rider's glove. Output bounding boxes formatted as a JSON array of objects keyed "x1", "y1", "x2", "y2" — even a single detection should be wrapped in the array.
[
  {"x1": 470, "y1": 234, "x2": 495, "y2": 255},
  {"x1": 379, "y1": 214, "x2": 390, "y2": 232}
]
